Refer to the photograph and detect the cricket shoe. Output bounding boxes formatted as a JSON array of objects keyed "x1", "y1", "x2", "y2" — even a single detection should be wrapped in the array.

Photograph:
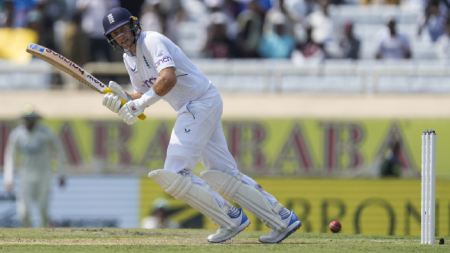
[
  {"x1": 258, "y1": 210, "x2": 301, "y2": 244},
  {"x1": 207, "y1": 208, "x2": 250, "y2": 243}
]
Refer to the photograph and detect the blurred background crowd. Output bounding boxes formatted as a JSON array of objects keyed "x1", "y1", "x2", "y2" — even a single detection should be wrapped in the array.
[{"x1": 0, "y1": 0, "x2": 448, "y2": 66}]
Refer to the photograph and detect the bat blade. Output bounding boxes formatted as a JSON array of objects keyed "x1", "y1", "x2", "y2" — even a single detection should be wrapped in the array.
[
  {"x1": 26, "y1": 43, "x2": 106, "y2": 93},
  {"x1": 26, "y1": 43, "x2": 146, "y2": 120}
]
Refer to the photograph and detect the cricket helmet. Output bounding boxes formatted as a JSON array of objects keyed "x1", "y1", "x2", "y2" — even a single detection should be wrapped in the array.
[{"x1": 102, "y1": 7, "x2": 141, "y2": 53}]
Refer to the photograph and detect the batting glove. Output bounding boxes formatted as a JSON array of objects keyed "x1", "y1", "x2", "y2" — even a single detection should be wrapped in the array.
[
  {"x1": 102, "y1": 93, "x2": 121, "y2": 113},
  {"x1": 102, "y1": 81, "x2": 132, "y2": 114},
  {"x1": 118, "y1": 100, "x2": 145, "y2": 125}
]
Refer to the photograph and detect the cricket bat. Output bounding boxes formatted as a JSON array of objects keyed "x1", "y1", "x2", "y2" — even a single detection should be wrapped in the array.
[{"x1": 26, "y1": 43, "x2": 146, "y2": 120}]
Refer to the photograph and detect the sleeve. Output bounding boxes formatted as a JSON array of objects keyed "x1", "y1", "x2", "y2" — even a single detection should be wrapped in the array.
[
  {"x1": 144, "y1": 33, "x2": 176, "y2": 73},
  {"x1": 48, "y1": 129, "x2": 66, "y2": 178},
  {"x1": 3, "y1": 130, "x2": 18, "y2": 184}
]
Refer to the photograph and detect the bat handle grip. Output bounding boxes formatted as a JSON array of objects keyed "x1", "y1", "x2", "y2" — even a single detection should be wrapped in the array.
[{"x1": 104, "y1": 87, "x2": 146, "y2": 120}]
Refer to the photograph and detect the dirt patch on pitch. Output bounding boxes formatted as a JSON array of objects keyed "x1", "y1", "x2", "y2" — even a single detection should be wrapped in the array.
[
  {"x1": 0, "y1": 238, "x2": 258, "y2": 245},
  {"x1": 68, "y1": 229, "x2": 187, "y2": 237}
]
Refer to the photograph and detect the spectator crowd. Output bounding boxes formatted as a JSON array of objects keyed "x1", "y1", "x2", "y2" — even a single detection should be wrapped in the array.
[{"x1": 1, "y1": 0, "x2": 450, "y2": 64}]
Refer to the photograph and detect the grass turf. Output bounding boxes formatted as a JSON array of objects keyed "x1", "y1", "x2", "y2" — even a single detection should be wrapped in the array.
[{"x1": 0, "y1": 228, "x2": 448, "y2": 252}]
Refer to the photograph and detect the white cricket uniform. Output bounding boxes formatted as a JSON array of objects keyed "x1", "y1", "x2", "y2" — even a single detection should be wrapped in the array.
[
  {"x1": 124, "y1": 31, "x2": 278, "y2": 207},
  {"x1": 3, "y1": 124, "x2": 65, "y2": 227}
]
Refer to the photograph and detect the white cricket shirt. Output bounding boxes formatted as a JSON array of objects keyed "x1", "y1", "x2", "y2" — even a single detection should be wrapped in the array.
[
  {"x1": 123, "y1": 31, "x2": 211, "y2": 112},
  {"x1": 3, "y1": 124, "x2": 66, "y2": 184}
]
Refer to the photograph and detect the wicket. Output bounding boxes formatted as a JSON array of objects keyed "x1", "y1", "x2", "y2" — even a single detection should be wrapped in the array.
[{"x1": 421, "y1": 129, "x2": 436, "y2": 244}]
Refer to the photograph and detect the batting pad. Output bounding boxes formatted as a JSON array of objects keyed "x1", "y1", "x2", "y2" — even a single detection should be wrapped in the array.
[
  {"x1": 148, "y1": 169, "x2": 236, "y2": 230},
  {"x1": 200, "y1": 170, "x2": 286, "y2": 231}
]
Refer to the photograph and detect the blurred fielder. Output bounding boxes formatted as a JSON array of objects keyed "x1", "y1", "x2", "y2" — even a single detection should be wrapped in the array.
[
  {"x1": 101, "y1": 7, "x2": 301, "y2": 243},
  {"x1": 3, "y1": 108, "x2": 66, "y2": 227}
]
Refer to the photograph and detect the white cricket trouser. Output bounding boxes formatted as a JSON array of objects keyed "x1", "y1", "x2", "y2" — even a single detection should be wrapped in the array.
[
  {"x1": 164, "y1": 85, "x2": 278, "y2": 208},
  {"x1": 17, "y1": 172, "x2": 51, "y2": 227}
]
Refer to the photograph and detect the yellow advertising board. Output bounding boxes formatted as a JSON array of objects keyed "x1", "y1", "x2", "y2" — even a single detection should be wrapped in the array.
[
  {"x1": 141, "y1": 178, "x2": 450, "y2": 236},
  {"x1": 1, "y1": 118, "x2": 449, "y2": 177},
  {"x1": 0, "y1": 28, "x2": 38, "y2": 64}
]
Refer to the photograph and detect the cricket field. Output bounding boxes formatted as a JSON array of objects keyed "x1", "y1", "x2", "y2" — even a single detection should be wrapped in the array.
[{"x1": 0, "y1": 228, "x2": 448, "y2": 252}]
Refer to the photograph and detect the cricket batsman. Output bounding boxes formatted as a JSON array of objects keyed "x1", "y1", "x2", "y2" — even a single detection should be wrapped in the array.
[
  {"x1": 101, "y1": 7, "x2": 301, "y2": 243},
  {"x1": 3, "y1": 108, "x2": 66, "y2": 227}
]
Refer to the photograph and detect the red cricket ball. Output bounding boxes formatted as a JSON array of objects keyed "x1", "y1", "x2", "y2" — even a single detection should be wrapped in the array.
[{"x1": 329, "y1": 221, "x2": 341, "y2": 233}]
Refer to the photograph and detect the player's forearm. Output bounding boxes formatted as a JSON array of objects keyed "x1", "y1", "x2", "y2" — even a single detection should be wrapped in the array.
[
  {"x1": 129, "y1": 80, "x2": 172, "y2": 100},
  {"x1": 134, "y1": 68, "x2": 177, "y2": 108},
  {"x1": 130, "y1": 93, "x2": 142, "y2": 100},
  {"x1": 153, "y1": 69, "x2": 177, "y2": 97}
]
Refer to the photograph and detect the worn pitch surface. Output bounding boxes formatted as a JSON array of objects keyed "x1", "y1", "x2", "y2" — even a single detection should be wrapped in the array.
[{"x1": 0, "y1": 228, "x2": 448, "y2": 252}]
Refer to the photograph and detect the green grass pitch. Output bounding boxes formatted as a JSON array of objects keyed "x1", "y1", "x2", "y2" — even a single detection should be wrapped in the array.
[{"x1": 0, "y1": 228, "x2": 448, "y2": 253}]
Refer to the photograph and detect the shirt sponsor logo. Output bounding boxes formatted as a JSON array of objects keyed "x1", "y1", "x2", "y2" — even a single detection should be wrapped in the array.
[
  {"x1": 155, "y1": 56, "x2": 172, "y2": 68},
  {"x1": 107, "y1": 14, "x2": 115, "y2": 24},
  {"x1": 143, "y1": 77, "x2": 157, "y2": 88}
]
